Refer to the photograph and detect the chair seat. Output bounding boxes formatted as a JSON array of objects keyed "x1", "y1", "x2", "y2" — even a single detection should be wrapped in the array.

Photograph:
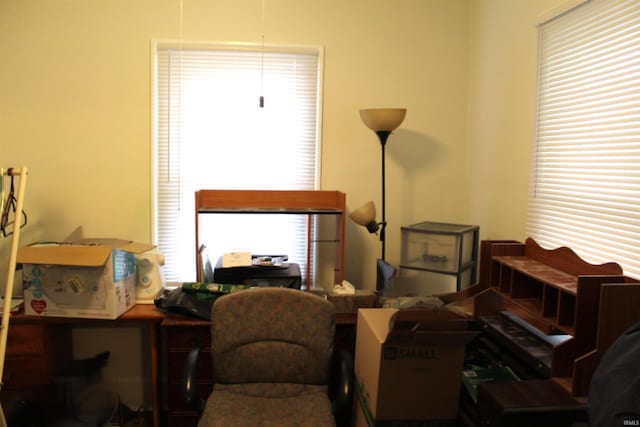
[{"x1": 198, "y1": 383, "x2": 336, "y2": 427}]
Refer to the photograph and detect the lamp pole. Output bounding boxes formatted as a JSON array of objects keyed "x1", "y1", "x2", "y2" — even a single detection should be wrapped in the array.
[{"x1": 376, "y1": 130, "x2": 392, "y2": 261}]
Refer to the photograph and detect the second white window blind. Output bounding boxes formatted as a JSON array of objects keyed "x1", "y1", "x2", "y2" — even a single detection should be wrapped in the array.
[{"x1": 528, "y1": 0, "x2": 640, "y2": 279}]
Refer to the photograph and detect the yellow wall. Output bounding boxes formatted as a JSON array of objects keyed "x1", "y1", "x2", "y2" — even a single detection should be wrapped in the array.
[
  {"x1": 1, "y1": 0, "x2": 473, "y2": 290},
  {"x1": 467, "y1": 0, "x2": 570, "y2": 240},
  {"x1": 0, "y1": 0, "x2": 570, "y2": 409}
]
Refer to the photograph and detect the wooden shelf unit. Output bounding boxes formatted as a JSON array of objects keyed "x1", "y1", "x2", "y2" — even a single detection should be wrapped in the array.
[
  {"x1": 194, "y1": 190, "x2": 346, "y2": 288},
  {"x1": 465, "y1": 238, "x2": 640, "y2": 396}
]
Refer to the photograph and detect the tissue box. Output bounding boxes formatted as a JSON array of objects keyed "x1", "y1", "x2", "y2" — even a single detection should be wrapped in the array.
[
  {"x1": 327, "y1": 291, "x2": 377, "y2": 314},
  {"x1": 18, "y1": 239, "x2": 155, "y2": 319}
]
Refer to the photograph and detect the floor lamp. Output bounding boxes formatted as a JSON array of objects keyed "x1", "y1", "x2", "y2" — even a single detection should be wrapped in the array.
[{"x1": 353, "y1": 108, "x2": 406, "y2": 260}]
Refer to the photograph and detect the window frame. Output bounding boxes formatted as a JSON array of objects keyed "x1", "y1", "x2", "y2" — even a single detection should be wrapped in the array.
[{"x1": 150, "y1": 39, "x2": 325, "y2": 282}]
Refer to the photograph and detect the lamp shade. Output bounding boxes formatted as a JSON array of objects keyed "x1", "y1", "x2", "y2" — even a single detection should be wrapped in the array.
[
  {"x1": 350, "y1": 201, "x2": 380, "y2": 233},
  {"x1": 359, "y1": 108, "x2": 407, "y2": 132}
]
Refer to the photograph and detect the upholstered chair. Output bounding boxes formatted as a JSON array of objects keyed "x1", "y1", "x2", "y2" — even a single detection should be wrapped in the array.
[{"x1": 183, "y1": 287, "x2": 353, "y2": 426}]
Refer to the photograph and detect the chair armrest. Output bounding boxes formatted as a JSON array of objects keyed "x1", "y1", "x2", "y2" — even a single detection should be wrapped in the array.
[
  {"x1": 331, "y1": 347, "x2": 354, "y2": 417},
  {"x1": 182, "y1": 343, "x2": 205, "y2": 412}
]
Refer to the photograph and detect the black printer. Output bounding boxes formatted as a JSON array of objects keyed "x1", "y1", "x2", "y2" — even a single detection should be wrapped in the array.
[{"x1": 213, "y1": 256, "x2": 302, "y2": 289}]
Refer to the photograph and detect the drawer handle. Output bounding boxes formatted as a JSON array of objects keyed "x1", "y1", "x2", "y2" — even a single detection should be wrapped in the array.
[{"x1": 183, "y1": 344, "x2": 205, "y2": 411}]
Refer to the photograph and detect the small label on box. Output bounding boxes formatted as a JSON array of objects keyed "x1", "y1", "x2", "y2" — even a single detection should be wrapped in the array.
[
  {"x1": 66, "y1": 275, "x2": 86, "y2": 295},
  {"x1": 384, "y1": 345, "x2": 438, "y2": 361}
]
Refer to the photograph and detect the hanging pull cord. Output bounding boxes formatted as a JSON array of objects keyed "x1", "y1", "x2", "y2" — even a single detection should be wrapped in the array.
[
  {"x1": 259, "y1": 0, "x2": 265, "y2": 108},
  {"x1": 1, "y1": 169, "x2": 27, "y2": 238}
]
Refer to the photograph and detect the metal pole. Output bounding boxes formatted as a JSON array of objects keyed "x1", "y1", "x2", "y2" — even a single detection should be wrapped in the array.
[{"x1": 376, "y1": 131, "x2": 391, "y2": 261}]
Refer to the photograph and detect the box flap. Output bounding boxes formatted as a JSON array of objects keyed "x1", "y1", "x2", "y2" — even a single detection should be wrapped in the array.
[
  {"x1": 359, "y1": 309, "x2": 397, "y2": 343},
  {"x1": 75, "y1": 238, "x2": 155, "y2": 254},
  {"x1": 121, "y1": 241, "x2": 156, "y2": 254},
  {"x1": 392, "y1": 307, "x2": 466, "y2": 323},
  {"x1": 17, "y1": 243, "x2": 113, "y2": 267},
  {"x1": 358, "y1": 308, "x2": 478, "y2": 345}
]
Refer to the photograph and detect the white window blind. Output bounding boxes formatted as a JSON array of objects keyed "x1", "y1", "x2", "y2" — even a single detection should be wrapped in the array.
[
  {"x1": 153, "y1": 42, "x2": 322, "y2": 282},
  {"x1": 528, "y1": 0, "x2": 640, "y2": 279}
]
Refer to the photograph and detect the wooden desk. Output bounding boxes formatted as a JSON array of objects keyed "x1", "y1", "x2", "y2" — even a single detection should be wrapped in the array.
[
  {"x1": 5, "y1": 304, "x2": 165, "y2": 427},
  {"x1": 477, "y1": 379, "x2": 587, "y2": 427},
  {"x1": 5, "y1": 304, "x2": 358, "y2": 427}
]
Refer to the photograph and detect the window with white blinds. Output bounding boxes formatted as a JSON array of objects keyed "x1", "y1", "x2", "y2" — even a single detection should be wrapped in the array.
[
  {"x1": 527, "y1": 0, "x2": 640, "y2": 279},
  {"x1": 153, "y1": 41, "x2": 322, "y2": 282}
]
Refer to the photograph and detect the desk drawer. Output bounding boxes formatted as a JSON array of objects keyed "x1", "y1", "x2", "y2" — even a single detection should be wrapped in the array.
[
  {"x1": 162, "y1": 321, "x2": 213, "y2": 425},
  {"x1": 6, "y1": 324, "x2": 47, "y2": 355},
  {"x1": 165, "y1": 326, "x2": 211, "y2": 350},
  {"x1": 3, "y1": 356, "x2": 51, "y2": 390},
  {"x1": 2, "y1": 323, "x2": 54, "y2": 390}
]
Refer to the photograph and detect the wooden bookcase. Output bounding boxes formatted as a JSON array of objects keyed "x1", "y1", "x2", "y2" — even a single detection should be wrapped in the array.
[
  {"x1": 449, "y1": 238, "x2": 640, "y2": 396},
  {"x1": 194, "y1": 190, "x2": 346, "y2": 289}
]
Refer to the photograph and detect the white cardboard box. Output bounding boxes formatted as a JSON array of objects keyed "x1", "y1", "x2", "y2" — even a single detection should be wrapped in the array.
[
  {"x1": 18, "y1": 239, "x2": 154, "y2": 319},
  {"x1": 354, "y1": 308, "x2": 478, "y2": 426}
]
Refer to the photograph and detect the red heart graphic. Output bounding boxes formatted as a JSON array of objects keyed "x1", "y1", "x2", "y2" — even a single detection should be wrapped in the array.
[{"x1": 31, "y1": 300, "x2": 46, "y2": 314}]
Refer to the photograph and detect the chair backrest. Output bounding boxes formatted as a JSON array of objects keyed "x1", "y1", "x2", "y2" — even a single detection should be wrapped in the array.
[{"x1": 210, "y1": 287, "x2": 335, "y2": 385}]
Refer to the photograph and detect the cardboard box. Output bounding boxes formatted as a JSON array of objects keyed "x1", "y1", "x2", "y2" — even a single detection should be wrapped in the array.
[
  {"x1": 18, "y1": 239, "x2": 155, "y2": 319},
  {"x1": 354, "y1": 308, "x2": 478, "y2": 427}
]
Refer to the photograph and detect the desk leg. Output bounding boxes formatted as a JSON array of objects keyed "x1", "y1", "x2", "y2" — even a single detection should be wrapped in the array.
[{"x1": 149, "y1": 324, "x2": 159, "y2": 427}]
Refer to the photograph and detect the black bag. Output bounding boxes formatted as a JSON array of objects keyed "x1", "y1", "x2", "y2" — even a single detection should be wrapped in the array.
[
  {"x1": 588, "y1": 319, "x2": 640, "y2": 427},
  {"x1": 154, "y1": 283, "x2": 248, "y2": 320}
]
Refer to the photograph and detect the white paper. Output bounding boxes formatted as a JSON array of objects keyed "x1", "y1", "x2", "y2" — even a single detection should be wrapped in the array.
[{"x1": 222, "y1": 251, "x2": 252, "y2": 268}]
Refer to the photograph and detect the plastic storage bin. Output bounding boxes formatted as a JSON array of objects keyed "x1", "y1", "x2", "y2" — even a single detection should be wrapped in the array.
[{"x1": 398, "y1": 221, "x2": 479, "y2": 294}]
